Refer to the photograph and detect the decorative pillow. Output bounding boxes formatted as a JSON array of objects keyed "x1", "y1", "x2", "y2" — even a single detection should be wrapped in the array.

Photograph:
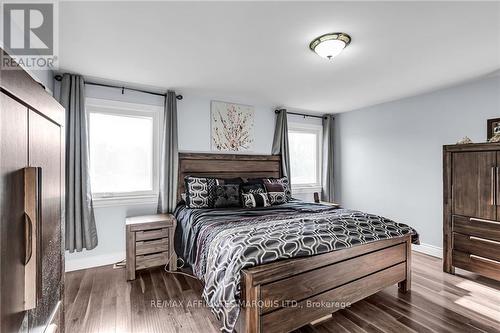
[
  {"x1": 241, "y1": 183, "x2": 266, "y2": 194},
  {"x1": 218, "y1": 177, "x2": 244, "y2": 185},
  {"x1": 245, "y1": 178, "x2": 265, "y2": 185},
  {"x1": 242, "y1": 193, "x2": 270, "y2": 208},
  {"x1": 264, "y1": 183, "x2": 287, "y2": 205},
  {"x1": 263, "y1": 177, "x2": 291, "y2": 201},
  {"x1": 214, "y1": 185, "x2": 241, "y2": 208},
  {"x1": 184, "y1": 176, "x2": 218, "y2": 208}
]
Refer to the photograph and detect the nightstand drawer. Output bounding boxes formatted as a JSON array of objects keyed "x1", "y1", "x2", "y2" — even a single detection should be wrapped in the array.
[
  {"x1": 136, "y1": 238, "x2": 168, "y2": 255},
  {"x1": 136, "y1": 228, "x2": 169, "y2": 241},
  {"x1": 136, "y1": 252, "x2": 169, "y2": 270}
]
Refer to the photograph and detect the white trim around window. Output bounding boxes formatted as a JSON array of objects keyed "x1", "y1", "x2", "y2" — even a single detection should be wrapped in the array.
[
  {"x1": 85, "y1": 98, "x2": 163, "y2": 207},
  {"x1": 288, "y1": 121, "x2": 323, "y2": 192}
]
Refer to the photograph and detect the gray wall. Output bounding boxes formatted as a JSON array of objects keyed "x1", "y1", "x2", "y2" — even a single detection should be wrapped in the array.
[{"x1": 334, "y1": 74, "x2": 500, "y2": 248}]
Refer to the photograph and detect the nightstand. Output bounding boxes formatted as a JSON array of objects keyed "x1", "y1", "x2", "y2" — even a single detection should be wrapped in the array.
[
  {"x1": 125, "y1": 214, "x2": 177, "y2": 280},
  {"x1": 313, "y1": 192, "x2": 341, "y2": 207}
]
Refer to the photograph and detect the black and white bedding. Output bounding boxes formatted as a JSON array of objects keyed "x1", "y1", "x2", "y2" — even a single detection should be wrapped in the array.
[{"x1": 174, "y1": 200, "x2": 419, "y2": 333}]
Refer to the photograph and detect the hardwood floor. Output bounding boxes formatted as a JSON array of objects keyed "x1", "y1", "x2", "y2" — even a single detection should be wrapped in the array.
[{"x1": 65, "y1": 252, "x2": 500, "y2": 333}]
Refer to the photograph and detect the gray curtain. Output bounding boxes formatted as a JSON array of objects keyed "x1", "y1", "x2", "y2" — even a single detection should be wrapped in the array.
[
  {"x1": 322, "y1": 114, "x2": 335, "y2": 201},
  {"x1": 271, "y1": 109, "x2": 291, "y2": 179},
  {"x1": 60, "y1": 74, "x2": 98, "y2": 252},
  {"x1": 158, "y1": 91, "x2": 179, "y2": 213}
]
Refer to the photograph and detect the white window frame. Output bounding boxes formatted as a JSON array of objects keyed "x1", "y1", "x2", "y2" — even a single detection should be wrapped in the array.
[
  {"x1": 85, "y1": 98, "x2": 162, "y2": 207},
  {"x1": 288, "y1": 121, "x2": 323, "y2": 193}
]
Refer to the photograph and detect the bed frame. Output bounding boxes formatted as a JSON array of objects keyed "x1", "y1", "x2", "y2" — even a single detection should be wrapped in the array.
[{"x1": 178, "y1": 153, "x2": 412, "y2": 333}]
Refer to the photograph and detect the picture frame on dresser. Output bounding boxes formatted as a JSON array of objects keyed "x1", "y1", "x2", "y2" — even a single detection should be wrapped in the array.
[{"x1": 487, "y1": 117, "x2": 500, "y2": 140}]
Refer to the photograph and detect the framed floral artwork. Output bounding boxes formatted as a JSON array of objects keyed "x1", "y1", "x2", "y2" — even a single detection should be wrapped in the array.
[{"x1": 211, "y1": 100, "x2": 254, "y2": 151}]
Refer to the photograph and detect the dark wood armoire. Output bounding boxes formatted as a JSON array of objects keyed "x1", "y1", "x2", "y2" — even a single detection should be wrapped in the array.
[
  {"x1": 0, "y1": 51, "x2": 65, "y2": 332},
  {"x1": 443, "y1": 143, "x2": 500, "y2": 281}
]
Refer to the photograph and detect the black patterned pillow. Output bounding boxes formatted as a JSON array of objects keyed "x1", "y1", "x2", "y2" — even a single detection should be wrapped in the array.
[
  {"x1": 214, "y1": 185, "x2": 241, "y2": 208},
  {"x1": 185, "y1": 176, "x2": 218, "y2": 208},
  {"x1": 264, "y1": 183, "x2": 287, "y2": 205},
  {"x1": 264, "y1": 177, "x2": 291, "y2": 201},
  {"x1": 241, "y1": 183, "x2": 266, "y2": 195},
  {"x1": 218, "y1": 177, "x2": 244, "y2": 185},
  {"x1": 245, "y1": 178, "x2": 265, "y2": 185},
  {"x1": 242, "y1": 193, "x2": 270, "y2": 208}
]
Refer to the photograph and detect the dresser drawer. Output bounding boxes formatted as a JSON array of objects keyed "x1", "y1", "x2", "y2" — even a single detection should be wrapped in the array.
[
  {"x1": 452, "y1": 250, "x2": 500, "y2": 280},
  {"x1": 136, "y1": 252, "x2": 169, "y2": 270},
  {"x1": 136, "y1": 238, "x2": 168, "y2": 255},
  {"x1": 135, "y1": 228, "x2": 169, "y2": 241},
  {"x1": 452, "y1": 215, "x2": 500, "y2": 241},
  {"x1": 453, "y1": 232, "x2": 500, "y2": 262}
]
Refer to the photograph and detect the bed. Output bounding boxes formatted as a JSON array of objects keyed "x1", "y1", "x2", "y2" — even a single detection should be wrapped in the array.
[{"x1": 175, "y1": 153, "x2": 418, "y2": 333}]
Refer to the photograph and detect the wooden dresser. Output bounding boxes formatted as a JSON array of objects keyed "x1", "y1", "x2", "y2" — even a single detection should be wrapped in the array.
[
  {"x1": 126, "y1": 214, "x2": 177, "y2": 280},
  {"x1": 443, "y1": 143, "x2": 500, "y2": 280}
]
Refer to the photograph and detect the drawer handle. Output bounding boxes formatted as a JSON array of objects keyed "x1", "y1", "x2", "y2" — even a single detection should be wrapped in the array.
[
  {"x1": 470, "y1": 254, "x2": 500, "y2": 265},
  {"x1": 138, "y1": 238, "x2": 167, "y2": 244},
  {"x1": 469, "y1": 217, "x2": 500, "y2": 225},
  {"x1": 469, "y1": 236, "x2": 500, "y2": 246},
  {"x1": 138, "y1": 228, "x2": 164, "y2": 233},
  {"x1": 138, "y1": 252, "x2": 167, "y2": 258}
]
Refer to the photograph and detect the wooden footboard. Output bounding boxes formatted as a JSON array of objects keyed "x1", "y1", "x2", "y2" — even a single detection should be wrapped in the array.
[{"x1": 236, "y1": 235, "x2": 412, "y2": 333}]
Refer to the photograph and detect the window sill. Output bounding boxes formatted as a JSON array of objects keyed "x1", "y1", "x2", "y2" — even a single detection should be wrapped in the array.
[
  {"x1": 291, "y1": 185, "x2": 323, "y2": 194},
  {"x1": 92, "y1": 194, "x2": 158, "y2": 208}
]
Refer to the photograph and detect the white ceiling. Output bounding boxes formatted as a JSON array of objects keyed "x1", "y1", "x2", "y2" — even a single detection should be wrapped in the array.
[{"x1": 58, "y1": 1, "x2": 500, "y2": 113}]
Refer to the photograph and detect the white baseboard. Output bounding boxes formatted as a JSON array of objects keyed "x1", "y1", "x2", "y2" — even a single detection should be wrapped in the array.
[
  {"x1": 65, "y1": 251, "x2": 125, "y2": 272},
  {"x1": 412, "y1": 243, "x2": 442, "y2": 258}
]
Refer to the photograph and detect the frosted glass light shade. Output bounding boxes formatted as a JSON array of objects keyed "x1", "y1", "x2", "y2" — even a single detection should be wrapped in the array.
[{"x1": 309, "y1": 33, "x2": 351, "y2": 60}]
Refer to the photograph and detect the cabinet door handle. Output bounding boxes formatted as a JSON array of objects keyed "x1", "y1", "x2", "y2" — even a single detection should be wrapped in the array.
[
  {"x1": 24, "y1": 212, "x2": 33, "y2": 264},
  {"x1": 496, "y1": 167, "x2": 499, "y2": 206},
  {"x1": 23, "y1": 167, "x2": 41, "y2": 310},
  {"x1": 491, "y1": 167, "x2": 496, "y2": 206}
]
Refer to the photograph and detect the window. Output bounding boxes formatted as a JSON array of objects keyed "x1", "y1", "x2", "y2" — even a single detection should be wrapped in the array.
[
  {"x1": 288, "y1": 122, "x2": 322, "y2": 189},
  {"x1": 86, "y1": 98, "x2": 161, "y2": 204}
]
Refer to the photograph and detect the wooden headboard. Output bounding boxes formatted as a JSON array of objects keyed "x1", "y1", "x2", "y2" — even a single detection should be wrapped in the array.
[{"x1": 177, "y1": 153, "x2": 281, "y2": 200}]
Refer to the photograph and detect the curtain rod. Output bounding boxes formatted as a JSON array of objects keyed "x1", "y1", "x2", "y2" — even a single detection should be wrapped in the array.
[
  {"x1": 54, "y1": 74, "x2": 183, "y2": 100},
  {"x1": 275, "y1": 109, "x2": 327, "y2": 119}
]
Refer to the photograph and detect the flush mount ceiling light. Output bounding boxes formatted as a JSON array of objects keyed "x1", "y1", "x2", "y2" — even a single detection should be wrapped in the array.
[{"x1": 309, "y1": 32, "x2": 351, "y2": 60}]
